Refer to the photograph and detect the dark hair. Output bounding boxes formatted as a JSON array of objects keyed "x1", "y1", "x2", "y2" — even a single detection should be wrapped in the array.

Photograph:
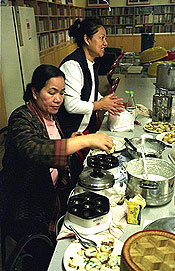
[
  {"x1": 69, "y1": 18, "x2": 104, "y2": 47},
  {"x1": 23, "y1": 64, "x2": 65, "y2": 102}
]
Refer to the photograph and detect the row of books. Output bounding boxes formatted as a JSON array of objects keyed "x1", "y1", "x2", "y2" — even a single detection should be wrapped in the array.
[
  {"x1": 38, "y1": 30, "x2": 67, "y2": 51},
  {"x1": 38, "y1": 34, "x2": 50, "y2": 51},
  {"x1": 85, "y1": 5, "x2": 175, "y2": 17},
  {"x1": 38, "y1": 20, "x2": 48, "y2": 32},
  {"x1": 38, "y1": 17, "x2": 75, "y2": 32},
  {"x1": 99, "y1": 14, "x2": 174, "y2": 26},
  {"x1": 50, "y1": 31, "x2": 64, "y2": 46},
  {"x1": 37, "y1": 5, "x2": 83, "y2": 17},
  {"x1": 103, "y1": 25, "x2": 174, "y2": 35}
]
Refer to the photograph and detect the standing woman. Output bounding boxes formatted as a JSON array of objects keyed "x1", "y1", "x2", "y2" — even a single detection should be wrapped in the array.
[
  {"x1": 58, "y1": 18, "x2": 124, "y2": 139},
  {"x1": 0, "y1": 64, "x2": 113, "y2": 270}
]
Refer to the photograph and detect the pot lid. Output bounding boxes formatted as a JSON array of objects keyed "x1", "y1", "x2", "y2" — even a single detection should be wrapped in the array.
[
  {"x1": 144, "y1": 217, "x2": 175, "y2": 234},
  {"x1": 79, "y1": 168, "x2": 114, "y2": 191}
]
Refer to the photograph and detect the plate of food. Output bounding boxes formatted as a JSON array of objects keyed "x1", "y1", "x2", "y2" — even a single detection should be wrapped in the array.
[
  {"x1": 156, "y1": 131, "x2": 175, "y2": 147},
  {"x1": 89, "y1": 137, "x2": 126, "y2": 156},
  {"x1": 144, "y1": 121, "x2": 175, "y2": 134},
  {"x1": 63, "y1": 235, "x2": 123, "y2": 271}
]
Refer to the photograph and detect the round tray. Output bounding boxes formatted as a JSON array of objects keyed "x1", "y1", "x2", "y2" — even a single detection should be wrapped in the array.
[{"x1": 120, "y1": 230, "x2": 175, "y2": 271}]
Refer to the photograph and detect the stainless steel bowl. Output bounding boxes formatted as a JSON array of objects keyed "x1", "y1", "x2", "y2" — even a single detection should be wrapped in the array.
[
  {"x1": 125, "y1": 158, "x2": 175, "y2": 206},
  {"x1": 125, "y1": 137, "x2": 165, "y2": 158}
]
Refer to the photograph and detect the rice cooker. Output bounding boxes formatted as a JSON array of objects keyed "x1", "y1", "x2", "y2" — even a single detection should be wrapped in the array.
[{"x1": 64, "y1": 191, "x2": 112, "y2": 235}]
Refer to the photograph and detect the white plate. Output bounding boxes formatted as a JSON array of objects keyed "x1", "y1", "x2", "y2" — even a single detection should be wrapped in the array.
[
  {"x1": 112, "y1": 137, "x2": 126, "y2": 152},
  {"x1": 156, "y1": 132, "x2": 173, "y2": 147},
  {"x1": 144, "y1": 122, "x2": 175, "y2": 134},
  {"x1": 88, "y1": 137, "x2": 125, "y2": 157},
  {"x1": 144, "y1": 125, "x2": 161, "y2": 134},
  {"x1": 63, "y1": 235, "x2": 123, "y2": 271}
]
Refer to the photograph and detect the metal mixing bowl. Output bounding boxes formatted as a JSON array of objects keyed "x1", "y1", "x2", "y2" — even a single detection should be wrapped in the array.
[{"x1": 125, "y1": 137, "x2": 165, "y2": 158}]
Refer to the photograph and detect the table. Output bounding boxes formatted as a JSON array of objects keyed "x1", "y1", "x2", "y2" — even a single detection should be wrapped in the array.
[{"x1": 48, "y1": 76, "x2": 175, "y2": 271}]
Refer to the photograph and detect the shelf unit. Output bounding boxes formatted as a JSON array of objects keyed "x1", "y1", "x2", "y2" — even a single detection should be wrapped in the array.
[
  {"x1": 85, "y1": 4, "x2": 175, "y2": 35},
  {"x1": 16, "y1": 0, "x2": 84, "y2": 54}
]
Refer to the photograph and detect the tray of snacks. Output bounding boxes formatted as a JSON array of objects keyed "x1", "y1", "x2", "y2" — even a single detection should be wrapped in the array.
[
  {"x1": 156, "y1": 131, "x2": 175, "y2": 146},
  {"x1": 144, "y1": 121, "x2": 175, "y2": 134}
]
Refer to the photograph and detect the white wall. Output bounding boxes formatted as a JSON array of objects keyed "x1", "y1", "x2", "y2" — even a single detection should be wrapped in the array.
[{"x1": 110, "y1": 0, "x2": 170, "y2": 6}]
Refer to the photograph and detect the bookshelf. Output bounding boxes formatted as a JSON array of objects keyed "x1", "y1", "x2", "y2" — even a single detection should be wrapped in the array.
[
  {"x1": 85, "y1": 4, "x2": 175, "y2": 35},
  {"x1": 16, "y1": 0, "x2": 84, "y2": 65}
]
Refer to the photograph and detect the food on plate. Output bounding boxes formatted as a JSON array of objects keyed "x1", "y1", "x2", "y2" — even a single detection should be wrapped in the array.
[
  {"x1": 162, "y1": 132, "x2": 175, "y2": 144},
  {"x1": 101, "y1": 237, "x2": 115, "y2": 247},
  {"x1": 67, "y1": 237, "x2": 121, "y2": 270},
  {"x1": 85, "y1": 257, "x2": 102, "y2": 270},
  {"x1": 85, "y1": 247, "x2": 98, "y2": 258},
  {"x1": 96, "y1": 252, "x2": 109, "y2": 263},
  {"x1": 145, "y1": 121, "x2": 175, "y2": 133},
  {"x1": 106, "y1": 143, "x2": 116, "y2": 154}
]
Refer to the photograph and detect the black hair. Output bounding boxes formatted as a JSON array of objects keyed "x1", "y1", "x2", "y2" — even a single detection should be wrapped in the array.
[
  {"x1": 23, "y1": 64, "x2": 65, "y2": 102},
  {"x1": 69, "y1": 18, "x2": 104, "y2": 47}
]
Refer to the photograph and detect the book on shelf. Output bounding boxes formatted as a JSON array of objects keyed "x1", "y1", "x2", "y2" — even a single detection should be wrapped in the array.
[
  {"x1": 39, "y1": 34, "x2": 49, "y2": 51},
  {"x1": 50, "y1": 32, "x2": 58, "y2": 46}
]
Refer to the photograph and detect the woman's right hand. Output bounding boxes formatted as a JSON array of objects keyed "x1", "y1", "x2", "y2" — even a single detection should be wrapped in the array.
[
  {"x1": 94, "y1": 93, "x2": 124, "y2": 116},
  {"x1": 86, "y1": 132, "x2": 113, "y2": 152},
  {"x1": 67, "y1": 132, "x2": 113, "y2": 154}
]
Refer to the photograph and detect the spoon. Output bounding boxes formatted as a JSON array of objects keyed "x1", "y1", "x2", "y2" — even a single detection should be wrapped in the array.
[{"x1": 67, "y1": 224, "x2": 97, "y2": 249}]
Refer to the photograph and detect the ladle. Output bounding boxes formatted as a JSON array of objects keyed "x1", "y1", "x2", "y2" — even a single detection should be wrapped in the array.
[
  {"x1": 140, "y1": 145, "x2": 148, "y2": 179},
  {"x1": 66, "y1": 224, "x2": 97, "y2": 249},
  {"x1": 140, "y1": 134, "x2": 154, "y2": 179}
]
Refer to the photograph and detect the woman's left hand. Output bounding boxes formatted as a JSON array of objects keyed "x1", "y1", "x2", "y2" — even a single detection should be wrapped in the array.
[{"x1": 71, "y1": 131, "x2": 83, "y2": 138}]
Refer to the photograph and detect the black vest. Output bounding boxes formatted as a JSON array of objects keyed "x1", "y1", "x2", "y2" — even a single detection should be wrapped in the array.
[{"x1": 57, "y1": 47, "x2": 99, "y2": 138}]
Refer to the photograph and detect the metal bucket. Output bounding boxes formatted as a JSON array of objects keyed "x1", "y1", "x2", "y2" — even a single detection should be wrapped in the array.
[
  {"x1": 125, "y1": 158, "x2": 175, "y2": 206},
  {"x1": 156, "y1": 63, "x2": 175, "y2": 91}
]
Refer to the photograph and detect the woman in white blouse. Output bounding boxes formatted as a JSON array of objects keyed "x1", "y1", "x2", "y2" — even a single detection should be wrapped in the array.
[{"x1": 58, "y1": 18, "x2": 124, "y2": 139}]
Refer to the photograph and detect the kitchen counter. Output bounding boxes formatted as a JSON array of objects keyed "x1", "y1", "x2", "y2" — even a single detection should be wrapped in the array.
[{"x1": 48, "y1": 76, "x2": 175, "y2": 271}]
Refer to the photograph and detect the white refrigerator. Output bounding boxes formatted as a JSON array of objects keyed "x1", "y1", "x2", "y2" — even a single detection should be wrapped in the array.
[{"x1": 0, "y1": 6, "x2": 40, "y2": 119}]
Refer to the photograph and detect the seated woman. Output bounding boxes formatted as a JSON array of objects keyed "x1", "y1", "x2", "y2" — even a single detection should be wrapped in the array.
[{"x1": 0, "y1": 64, "x2": 113, "y2": 270}]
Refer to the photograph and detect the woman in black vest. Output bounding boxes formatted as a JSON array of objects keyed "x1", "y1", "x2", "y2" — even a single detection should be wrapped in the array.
[
  {"x1": 58, "y1": 18, "x2": 124, "y2": 138},
  {"x1": 57, "y1": 18, "x2": 124, "y2": 179}
]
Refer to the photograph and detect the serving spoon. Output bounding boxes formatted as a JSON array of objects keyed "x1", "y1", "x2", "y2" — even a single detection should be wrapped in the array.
[{"x1": 65, "y1": 224, "x2": 97, "y2": 249}]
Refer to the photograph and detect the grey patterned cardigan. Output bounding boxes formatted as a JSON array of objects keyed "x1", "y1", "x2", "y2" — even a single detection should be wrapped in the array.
[{"x1": 1, "y1": 101, "x2": 69, "y2": 231}]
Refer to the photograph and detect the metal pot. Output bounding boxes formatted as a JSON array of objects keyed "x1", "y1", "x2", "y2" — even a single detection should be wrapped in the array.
[
  {"x1": 125, "y1": 158, "x2": 175, "y2": 206},
  {"x1": 125, "y1": 137, "x2": 165, "y2": 159},
  {"x1": 156, "y1": 63, "x2": 175, "y2": 90}
]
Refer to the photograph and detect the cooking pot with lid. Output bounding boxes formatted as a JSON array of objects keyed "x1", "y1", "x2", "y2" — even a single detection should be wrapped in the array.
[
  {"x1": 78, "y1": 154, "x2": 119, "y2": 191},
  {"x1": 156, "y1": 63, "x2": 175, "y2": 90},
  {"x1": 125, "y1": 158, "x2": 175, "y2": 206}
]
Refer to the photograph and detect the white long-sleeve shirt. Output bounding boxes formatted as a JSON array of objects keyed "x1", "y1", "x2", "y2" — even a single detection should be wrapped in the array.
[{"x1": 60, "y1": 59, "x2": 103, "y2": 132}]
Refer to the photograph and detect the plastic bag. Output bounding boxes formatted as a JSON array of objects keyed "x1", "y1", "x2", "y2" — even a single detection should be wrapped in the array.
[{"x1": 107, "y1": 110, "x2": 135, "y2": 132}]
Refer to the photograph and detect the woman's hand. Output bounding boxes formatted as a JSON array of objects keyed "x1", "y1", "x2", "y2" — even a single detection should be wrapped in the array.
[
  {"x1": 86, "y1": 132, "x2": 113, "y2": 152},
  {"x1": 93, "y1": 93, "x2": 124, "y2": 116},
  {"x1": 71, "y1": 131, "x2": 83, "y2": 138},
  {"x1": 66, "y1": 132, "x2": 114, "y2": 154}
]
